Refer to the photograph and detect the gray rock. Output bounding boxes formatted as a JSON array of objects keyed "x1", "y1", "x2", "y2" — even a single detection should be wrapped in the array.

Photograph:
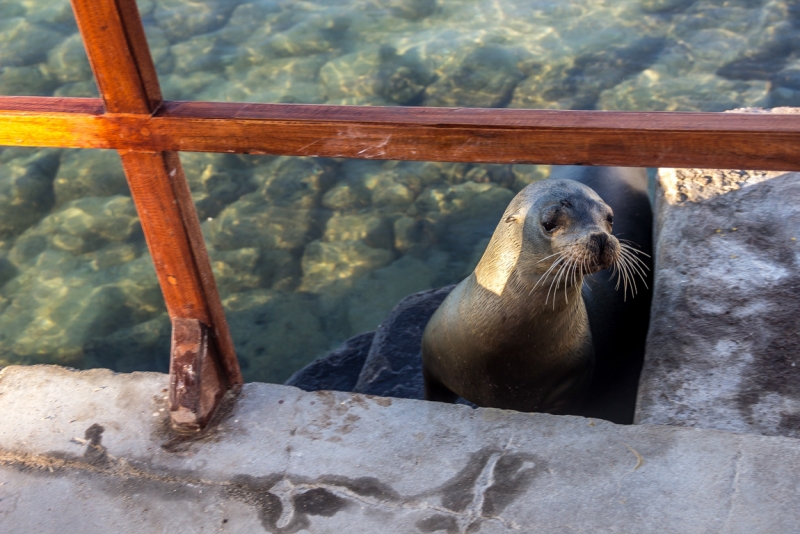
[
  {"x1": 4, "y1": 365, "x2": 800, "y2": 533},
  {"x1": 353, "y1": 285, "x2": 454, "y2": 399},
  {"x1": 286, "y1": 331, "x2": 375, "y2": 393},
  {"x1": 637, "y1": 111, "x2": 800, "y2": 438}
]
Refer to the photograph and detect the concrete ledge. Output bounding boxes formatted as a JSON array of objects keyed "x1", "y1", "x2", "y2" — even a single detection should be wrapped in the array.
[{"x1": 1, "y1": 365, "x2": 800, "y2": 532}]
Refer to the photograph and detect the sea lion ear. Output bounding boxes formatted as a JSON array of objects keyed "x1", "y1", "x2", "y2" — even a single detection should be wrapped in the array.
[{"x1": 504, "y1": 212, "x2": 522, "y2": 224}]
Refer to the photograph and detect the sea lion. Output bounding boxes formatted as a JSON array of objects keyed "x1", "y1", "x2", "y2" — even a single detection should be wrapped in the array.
[{"x1": 421, "y1": 167, "x2": 652, "y2": 421}]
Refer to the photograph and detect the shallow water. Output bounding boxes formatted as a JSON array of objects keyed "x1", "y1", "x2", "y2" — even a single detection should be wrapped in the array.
[{"x1": 0, "y1": 0, "x2": 798, "y2": 381}]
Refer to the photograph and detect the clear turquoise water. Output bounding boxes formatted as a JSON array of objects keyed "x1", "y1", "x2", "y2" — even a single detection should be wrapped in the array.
[{"x1": 0, "y1": 0, "x2": 797, "y2": 381}]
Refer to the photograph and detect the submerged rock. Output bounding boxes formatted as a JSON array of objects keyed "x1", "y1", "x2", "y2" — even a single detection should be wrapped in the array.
[
  {"x1": 345, "y1": 254, "x2": 447, "y2": 336},
  {"x1": 769, "y1": 62, "x2": 800, "y2": 106},
  {"x1": 322, "y1": 214, "x2": 394, "y2": 250},
  {"x1": 53, "y1": 151, "x2": 129, "y2": 207},
  {"x1": 206, "y1": 199, "x2": 322, "y2": 252},
  {"x1": 299, "y1": 240, "x2": 395, "y2": 294},
  {"x1": 0, "y1": 18, "x2": 63, "y2": 68},
  {"x1": 154, "y1": 0, "x2": 237, "y2": 42},
  {"x1": 425, "y1": 44, "x2": 528, "y2": 108},
  {"x1": 544, "y1": 37, "x2": 670, "y2": 110},
  {"x1": 0, "y1": 65, "x2": 58, "y2": 97},
  {"x1": 0, "y1": 149, "x2": 59, "y2": 238},
  {"x1": 10, "y1": 196, "x2": 142, "y2": 261},
  {"x1": 84, "y1": 314, "x2": 171, "y2": 374},
  {"x1": 390, "y1": 0, "x2": 437, "y2": 21},
  {"x1": 223, "y1": 289, "x2": 330, "y2": 383},
  {"x1": 266, "y1": 13, "x2": 351, "y2": 58},
  {"x1": 46, "y1": 33, "x2": 92, "y2": 84}
]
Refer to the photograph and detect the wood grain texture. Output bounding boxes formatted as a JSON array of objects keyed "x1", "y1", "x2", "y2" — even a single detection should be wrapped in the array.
[
  {"x1": 170, "y1": 318, "x2": 225, "y2": 431},
  {"x1": 70, "y1": 0, "x2": 160, "y2": 114},
  {"x1": 3, "y1": 98, "x2": 800, "y2": 170},
  {"x1": 118, "y1": 151, "x2": 210, "y2": 321}
]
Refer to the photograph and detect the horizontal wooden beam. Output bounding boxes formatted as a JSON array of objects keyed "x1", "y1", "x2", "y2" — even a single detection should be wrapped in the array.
[{"x1": 2, "y1": 96, "x2": 800, "y2": 170}]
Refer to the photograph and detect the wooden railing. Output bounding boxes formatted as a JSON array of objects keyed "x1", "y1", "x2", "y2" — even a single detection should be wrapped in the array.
[{"x1": 1, "y1": 0, "x2": 799, "y2": 432}]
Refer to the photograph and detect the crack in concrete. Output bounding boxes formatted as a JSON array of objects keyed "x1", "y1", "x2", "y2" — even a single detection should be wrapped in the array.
[
  {"x1": 722, "y1": 441, "x2": 744, "y2": 532},
  {"x1": 0, "y1": 446, "x2": 523, "y2": 533}
]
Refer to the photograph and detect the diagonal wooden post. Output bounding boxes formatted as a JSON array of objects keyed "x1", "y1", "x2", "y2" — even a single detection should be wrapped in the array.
[{"x1": 70, "y1": 0, "x2": 242, "y2": 432}]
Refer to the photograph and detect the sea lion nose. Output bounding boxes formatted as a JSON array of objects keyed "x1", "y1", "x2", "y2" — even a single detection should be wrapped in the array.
[{"x1": 591, "y1": 233, "x2": 608, "y2": 253}]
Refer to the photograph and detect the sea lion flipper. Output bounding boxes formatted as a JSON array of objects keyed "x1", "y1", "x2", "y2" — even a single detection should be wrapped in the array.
[{"x1": 422, "y1": 369, "x2": 458, "y2": 404}]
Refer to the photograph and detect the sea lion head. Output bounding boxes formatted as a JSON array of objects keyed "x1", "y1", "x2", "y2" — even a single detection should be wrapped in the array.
[{"x1": 475, "y1": 179, "x2": 620, "y2": 296}]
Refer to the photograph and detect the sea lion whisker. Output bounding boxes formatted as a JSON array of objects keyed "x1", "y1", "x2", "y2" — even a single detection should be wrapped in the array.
[
  {"x1": 532, "y1": 255, "x2": 566, "y2": 294},
  {"x1": 535, "y1": 252, "x2": 562, "y2": 264},
  {"x1": 547, "y1": 260, "x2": 567, "y2": 305},
  {"x1": 548, "y1": 259, "x2": 571, "y2": 307},
  {"x1": 619, "y1": 245, "x2": 651, "y2": 270},
  {"x1": 541, "y1": 258, "x2": 565, "y2": 301},
  {"x1": 581, "y1": 257, "x2": 593, "y2": 292},
  {"x1": 561, "y1": 259, "x2": 575, "y2": 304},
  {"x1": 619, "y1": 240, "x2": 652, "y2": 258},
  {"x1": 607, "y1": 260, "x2": 622, "y2": 290},
  {"x1": 619, "y1": 248, "x2": 649, "y2": 271},
  {"x1": 620, "y1": 256, "x2": 639, "y2": 300},
  {"x1": 618, "y1": 256, "x2": 631, "y2": 301},
  {"x1": 618, "y1": 249, "x2": 650, "y2": 288},
  {"x1": 622, "y1": 257, "x2": 649, "y2": 288},
  {"x1": 565, "y1": 260, "x2": 577, "y2": 304}
]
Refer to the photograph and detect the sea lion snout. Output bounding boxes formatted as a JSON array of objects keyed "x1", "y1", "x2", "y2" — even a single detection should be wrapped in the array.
[{"x1": 587, "y1": 231, "x2": 619, "y2": 271}]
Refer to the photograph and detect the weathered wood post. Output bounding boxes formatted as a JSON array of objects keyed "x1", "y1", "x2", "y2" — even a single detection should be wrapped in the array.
[{"x1": 69, "y1": 0, "x2": 242, "y2": 432}]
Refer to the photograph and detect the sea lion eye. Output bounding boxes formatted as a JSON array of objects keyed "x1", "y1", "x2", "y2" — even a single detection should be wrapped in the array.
[
  {"x1": 542, "y1": 221, "x2": 557, "y2": 232},
  {"x1": 606, "y1": 214, "x2": 614, "y2": 225}
]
